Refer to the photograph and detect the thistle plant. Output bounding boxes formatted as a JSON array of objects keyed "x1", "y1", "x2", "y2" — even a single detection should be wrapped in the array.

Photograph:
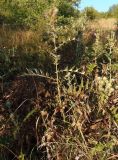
[
  {"x1": 92, "y1": 30, "x2": 104, "y2": 62},
  {"x1": 96, "y1": 76, "x2": 114, "y2": 106}
]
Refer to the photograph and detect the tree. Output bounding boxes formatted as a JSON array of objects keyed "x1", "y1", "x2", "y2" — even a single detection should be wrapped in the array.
[
  {"x1": 0, "y1": 0, "x2": 80, "y2": 28},
  {"x1": 82, "y1": 7, "x2": 99, "y2": 20},
  {"x1": 108, "y1": 4, "x2": 118, "y2": 18},
  {"x1": 0, "y1": 0, "x2": 55, "y2": 28}
]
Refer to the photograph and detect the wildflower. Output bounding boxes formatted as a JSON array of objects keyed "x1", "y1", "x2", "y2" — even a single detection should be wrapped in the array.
[{"x1": 103, "y1": 76, "x2": 108, "y2": 82}]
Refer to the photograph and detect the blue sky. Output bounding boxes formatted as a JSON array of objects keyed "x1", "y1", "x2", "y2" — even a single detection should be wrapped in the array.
[{"x1": 80, "y1": 0, "x2": 118, "y2": 12}]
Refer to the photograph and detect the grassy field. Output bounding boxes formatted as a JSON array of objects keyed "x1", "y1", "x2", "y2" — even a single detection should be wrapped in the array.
[{"x1": 89, "y1": 18, "x2": 117, "y2": 30}]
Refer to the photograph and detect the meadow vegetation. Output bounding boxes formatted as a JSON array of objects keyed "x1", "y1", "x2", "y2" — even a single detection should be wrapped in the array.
[{"x1": 0, "y1": 0, "x2": 118, "y2": 160}]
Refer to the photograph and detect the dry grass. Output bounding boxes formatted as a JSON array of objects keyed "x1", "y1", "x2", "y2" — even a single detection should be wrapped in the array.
[
  {"x1": 0, "y1": 17, "x2": 117, "y2": 49},
  {"x1": 89, "y1": 18, "x2": 117, "y2": 31},
  {"x1": 0, "y1": 26, "x2": 33, "y2": 47},
  {"x1": 0, "y1": 25, "x2": 51, "y2": 55}
]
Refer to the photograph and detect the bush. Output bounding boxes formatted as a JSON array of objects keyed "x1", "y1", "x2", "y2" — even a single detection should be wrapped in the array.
[{"x1": 82, "y1": 7, "x2": 100, "y2": 20}]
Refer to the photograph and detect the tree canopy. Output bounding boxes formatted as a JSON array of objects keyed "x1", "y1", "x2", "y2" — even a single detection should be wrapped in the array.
[
  {"x1": 108, "y1": 4, "x2": 118, "y2": 18},
  {"x1": 0, "y1": 0, "x2": 80, "y2": 28}
]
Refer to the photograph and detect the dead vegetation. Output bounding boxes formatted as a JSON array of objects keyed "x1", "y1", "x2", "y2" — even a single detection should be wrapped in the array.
[{"x1": 88, "y1": 18, "x2": 117, "y2": 31}]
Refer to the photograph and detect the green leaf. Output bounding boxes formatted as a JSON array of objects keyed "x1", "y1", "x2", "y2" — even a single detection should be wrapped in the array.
[{"x1": 22, "y1": 108, "x2": 38, "y2": 123}]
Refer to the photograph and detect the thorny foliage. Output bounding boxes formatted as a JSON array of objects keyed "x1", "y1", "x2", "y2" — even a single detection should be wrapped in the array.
[
  {"x1": 0, "y1": 30, "x2": 118, "y2": 160},
  {"x1": 0, "y1": 4, "x2": 118, "y2": 160}
]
